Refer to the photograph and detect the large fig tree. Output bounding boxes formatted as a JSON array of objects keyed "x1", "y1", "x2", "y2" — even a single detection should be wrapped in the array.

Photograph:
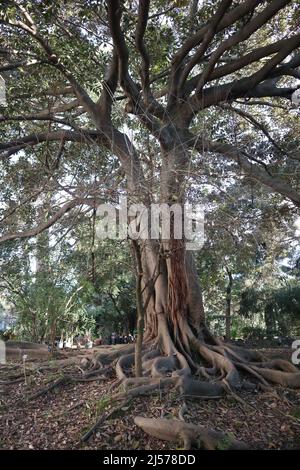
[{"x1": 1, "y1": 0, "x2": 300, "y2": 448}]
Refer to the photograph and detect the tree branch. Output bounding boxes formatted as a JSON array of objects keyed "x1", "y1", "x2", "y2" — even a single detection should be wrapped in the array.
[
  {"x1": 168, "y1": 0, "x2": 260, "y2": 107},
  {"x1": 0, "y1": 114, "x2": 82, "y2": 132},
  {"x1": 194, "y1": 0, "x2": 292, "y2": 96},
  {"x1": 176, "y1": 0, "x2": 233, "y2": 100},
  {"x1": 106, "y1": 0, "x2": 163, "y2": 130},
  {"x1": 220, "y1": 104, "x2": 285, "y2": 154},
  {"x1": 96, "y1": 50, "x2": 119, "y2": 125},
  {"x1": 135, "y1": 0, "x2": 151, "y2": 102},
  {"x1": 0, "y1": 59, "x2": 45, "y2": 72},
  {"x1": 184, "y1": 133, "x2": 300, "y2": 207},
  {"x1": 1, "y1": 3, "x2": 98, "y2": 118},
  {"x1": 107, "y1": 0, "x2": 140, "y2": 102},
  {"x1": 0, "y1": 130, "x2": 101, "y2": 159},
  {"x1": 184, "y1": 35, "x2": 300, "y2": 97},
  {"x1": 0, "y1": 197, "x2": 102, "y2": 245}
]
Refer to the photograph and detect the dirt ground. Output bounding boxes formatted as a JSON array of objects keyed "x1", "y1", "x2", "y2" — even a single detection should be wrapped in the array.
[{"x1": 0, "y1": 345, "x2": 299, "y2": 450}]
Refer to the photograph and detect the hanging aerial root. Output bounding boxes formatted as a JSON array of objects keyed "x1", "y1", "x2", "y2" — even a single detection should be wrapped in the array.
[{"x1": 134, "y1": 416, "x2": 248, "y2": 450}]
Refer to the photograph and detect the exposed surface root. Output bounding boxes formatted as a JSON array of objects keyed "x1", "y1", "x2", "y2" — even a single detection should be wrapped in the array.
[
  {"x1": 134, "y1": 416, "x2": 248, "y2": 450},
  {"x1": 81, "y1": 366, "x2": 112, "y2": 379},
  {"x1": 195, "y1": 341, "x2": 240, "y2": 388},
  {"x1": 3, "y1": 336, "x2": 299, "y2": 451},
  {"x1": 115, "y1": 377, "x2": 178, "y2": 399},
  {"x1": 150, "y1": 355, "x2": 178, "y2": 377},
  {"x1": 26, "y1": 376, "x2": 69, "y2": 401},
  {"x1": 225, "y1": 344, "x2": 264, "y2": 362},
  {"x1": 250, "y1": 360, "x2": 299, "y2": 373},
  {"x1": 81, "y1": 400, "x2": 129, "y2": 442},
  {"x1": 79, "y1": 328, "x2": 300, "y2": 450},
  {"x1": 116, "y1": 353, "x2": 135, "y2": 380},
  {"x1": 251, "y1": 367, "x2": 300, "y2": 388},
  {"x1": 178, "y1": 376, "x2": 224, "y2": 398},
  {"x1": 0, "y1": 377, "x2": 26, "y2": 385},
  {"x1": 86, "y1": 344, "x2": 137, "y2": 370},
  {"x1": 233, "y1": 361, "x2": 271, "y2": 388}
]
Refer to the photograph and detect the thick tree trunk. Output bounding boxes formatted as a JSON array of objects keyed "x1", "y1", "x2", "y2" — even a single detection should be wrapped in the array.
[
  {"x1": 140, "y1": 237, "x2": 205, "y2": 352},
  {"x1": 139, "y1": 142, "x2": 206, "y2": 351}
]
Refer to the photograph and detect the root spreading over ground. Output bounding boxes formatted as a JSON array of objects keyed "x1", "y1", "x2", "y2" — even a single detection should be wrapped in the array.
[
  {"x1": 1, "y1": 340, "x2": 300, "y2": 450},
  {"x1": 57, "y1": 320, "x2": 300, "y2": 450}
]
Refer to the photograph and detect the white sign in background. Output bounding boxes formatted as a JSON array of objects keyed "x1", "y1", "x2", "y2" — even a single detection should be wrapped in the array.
[
  {"x1": 292, "y1": 339, "x2": 300, "y2": 365},
  {"x1": 0, "y1": 340, "x2": 6, "y2": 364},
  {"x1": 0, "y1": 75, "x2": 7, "y2": 106}
]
